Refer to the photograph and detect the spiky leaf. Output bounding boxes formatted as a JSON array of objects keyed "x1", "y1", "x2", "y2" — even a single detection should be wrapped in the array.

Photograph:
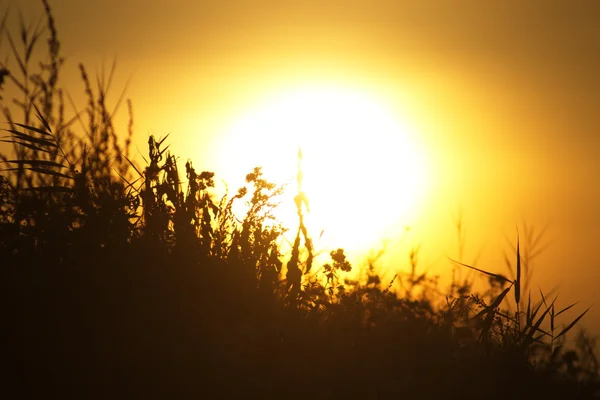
[
  {"x1": 555, "y1": 306, "x2": 591, "y2": 340},
  {"x1": 4, "y1": 167, "x2": 72, "y2": 180},
  {"x1": 449, "y1": 258, "x2": 511, "y2": 284},
  {"x1": 4, "y1": 130, "x2": 56, "y2": 147},
  {"x1": 555, "y1": 302, "x2": 579, "y2": 318},
  {"x1": 14, "y1": 122, "x2": 53, "y2": 136},
  {"x1": 523, "y1": 298, "x2": 556, "y2": 348},
  {"x1": 6, "y1": 159, "x2": 66, "y2": 169},
  {"x1": 475, "y1": 285, "x2": 512, "y2": 320},
  {"x1": 515, "y1": 234, "x2": 521, "y2": 305}
]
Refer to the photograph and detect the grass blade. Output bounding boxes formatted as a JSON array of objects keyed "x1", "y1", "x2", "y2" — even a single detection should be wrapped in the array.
[
  {"x1": 555, "y1": 302, "x2": 579, "y2": 318},
  {"x1": 115, "y1": 168, "x2": 141, "y2": 193},
  {"x1": 539, "y1": 287, "x2": 548, "y2": 307},
  {"x1": 14, "y1": 122, "x2": 53, "y2": 137},
  {"x1": 6, "y1": 159, "x2": 66, "y2": 169},
  {"x1": 30, "y1": 101, "x2": 53, "y2": 133},
  {"x1": 4, "y1": 130, "x2": 57, "y2": 147},
  {"x1": 515, "y1": 233, "x2": 521, "y2": 305},
  {"x1": 477, "y1": 286, "x2": 512, "y2": 341},
  {"x1": 550, "y1": 303, "x2": 555, "y2": 333},
  {"x1": 156, "y1": 133, "x2": 170, "y2": 147},
  {"x1": 526, "y1": 293, "x2": 532, "y2": 326},
  {"x1": 449, "y1": 258, "x2": 511, "y2": 283},
  {"x1": 3, "y1": 167, "x2": 72, "y2": 180},
  {"x1": 475, "y1": 285, "x2": 512, "y2": 320},
  {"x1": 523, "y1": 297, "x2": 556, "y2": 348},
  {"x1": 124, "y1": 155, "x2": 143, "y2": 178},
  {"x1": 555, "y1": 306, "x2": 591, "y2": 340},
  {"x1": 523, "y1": 299, "x2": 545, "y2": 333},
  {"x1": 6, "y1": 32, "x2": 26, "y2": 76}
]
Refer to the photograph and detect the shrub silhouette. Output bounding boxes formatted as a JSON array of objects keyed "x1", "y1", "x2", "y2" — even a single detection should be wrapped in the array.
[{"x1": 0, "y1": 2, "x2": 599, "y2": 399}]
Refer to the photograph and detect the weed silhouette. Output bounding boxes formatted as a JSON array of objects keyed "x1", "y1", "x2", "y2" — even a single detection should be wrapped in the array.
[{"x1": 0, "y1": 2, "x2": 598, "y2": 399}]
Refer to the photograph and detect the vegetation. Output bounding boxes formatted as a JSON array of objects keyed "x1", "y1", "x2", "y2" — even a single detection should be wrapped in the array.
[{"x1": 0, "y1": 2, "x2": 598, "y2": 398}]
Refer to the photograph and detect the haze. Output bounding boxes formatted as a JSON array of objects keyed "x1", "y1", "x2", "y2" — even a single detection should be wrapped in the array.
[{"x1": 14, "y1": 0, "x2": 600, "y2": 336}]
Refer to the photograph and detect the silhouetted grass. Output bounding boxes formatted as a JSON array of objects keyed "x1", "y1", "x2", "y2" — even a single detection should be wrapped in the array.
[{"x1": 0, "y1": 2, "x2": 598, "y2": 399}]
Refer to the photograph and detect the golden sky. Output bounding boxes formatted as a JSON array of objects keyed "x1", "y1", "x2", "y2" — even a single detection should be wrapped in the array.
[{"x1": 14, "y1": 0, "x2": 600, "y2": 335}]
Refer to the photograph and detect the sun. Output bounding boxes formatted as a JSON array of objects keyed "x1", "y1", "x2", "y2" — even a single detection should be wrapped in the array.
[{"x1": 214, "y1": 83, "x2": 431, "y2": 256}]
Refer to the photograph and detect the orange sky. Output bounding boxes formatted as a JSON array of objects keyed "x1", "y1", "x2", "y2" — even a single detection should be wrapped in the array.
[{"x1": 13, "y1": 0, "x2": 600, "y2": 337}]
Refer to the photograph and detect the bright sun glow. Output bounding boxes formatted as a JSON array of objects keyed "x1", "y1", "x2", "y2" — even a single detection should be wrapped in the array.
[{"x1": 215, "y1": 83, "x2": 431, "y2": 255}]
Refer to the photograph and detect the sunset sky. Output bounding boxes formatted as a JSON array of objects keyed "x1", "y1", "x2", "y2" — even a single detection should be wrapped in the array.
[{"x1": 13, "y1": 1, "x2": 600, "y2": 335}]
